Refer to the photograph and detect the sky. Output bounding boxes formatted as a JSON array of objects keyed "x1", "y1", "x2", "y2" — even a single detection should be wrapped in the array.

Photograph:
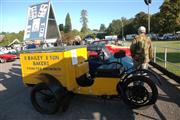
[{"x1": 0, "y1": 0, "x2": 164, "y2": 33}]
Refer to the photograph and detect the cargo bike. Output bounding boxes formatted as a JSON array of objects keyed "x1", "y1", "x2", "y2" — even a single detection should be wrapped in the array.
[{"x1": 20, "y1": 46, "x2": 159, "y2": 114}]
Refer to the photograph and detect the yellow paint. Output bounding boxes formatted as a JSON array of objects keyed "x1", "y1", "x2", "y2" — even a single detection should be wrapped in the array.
[
  {"x1": 20, "y1": 47, "x2": 87, "y2": 89},
  {"x1": 20, "y1": 47, "x2": 121, "y2": 96},
  {"x1": 74, "y1": 77, "x2": 120, "y2": 95},
  {"x1": 75, "y1": 62, "x2": 89, "y2": 78}
]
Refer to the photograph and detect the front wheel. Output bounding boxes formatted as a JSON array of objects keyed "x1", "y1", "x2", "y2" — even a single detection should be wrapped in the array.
[
  {"x1": 121, "y1": 76, "x2": 158, "y2": 109},
  {"x1": 31, "y1": 83, "x2": 61, "y2": 114}
]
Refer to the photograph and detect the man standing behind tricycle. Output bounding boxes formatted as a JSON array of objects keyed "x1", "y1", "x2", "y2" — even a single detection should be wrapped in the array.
[{"x1": 130, "y1": 26, "x2": 153, "y2": 69}]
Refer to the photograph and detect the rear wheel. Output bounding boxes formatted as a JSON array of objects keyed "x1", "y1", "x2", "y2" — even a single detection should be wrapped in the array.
[
  {"x1": 31, "y1": 83, "x2": 62, "y2": 114},
  {"x1": 121, "y1": 76, "x2": 158, "y2": 109}
]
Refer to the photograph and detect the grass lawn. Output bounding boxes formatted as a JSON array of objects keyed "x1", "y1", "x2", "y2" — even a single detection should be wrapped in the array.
[
  {"x1": 125, "y1": 40, "x2": 180, "y2": 75},
  {"x1": 153, "y1": 41, "x2": 180, "y2": 75}
]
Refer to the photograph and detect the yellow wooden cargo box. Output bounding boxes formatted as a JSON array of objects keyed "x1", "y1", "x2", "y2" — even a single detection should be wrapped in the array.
[{"x1": 20, "y1": 46, "x2": 88, "y2": 91}]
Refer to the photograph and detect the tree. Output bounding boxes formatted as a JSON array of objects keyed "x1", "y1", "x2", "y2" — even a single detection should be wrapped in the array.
[
  {"x1": 133, "y1": 12, "x2": 148, "y2": 30},
  {"x1": 72, "y1": 29, "x2": 80, "y2": 35},
  {"x1": 96, "y1": 33, "x2": 106, "y2": 39},
  {"x1": 61, "y1": 32, "x2": 74, "y2": 44},
  {"x1": 106, "y1": 19, "x2": 122, "y2": 35},
  {"x1": 16, "y1": 31, "x2": 24, "y2": 41},
  {"x1": 123, "y1": 18, "x2": 136, "y2": 35},
  {"x1": 0, "y1": 31, "x2": 24, "y2": 46},
  {"x1": 150, "y1": 13, "x2": 161, "y2": 33},
  {"x1": 0, "y1": 32, "x2": 6, "y2": 35},
  {"x1": 59, "y1": 24, "x2": 64, "y2": 31},
  {"x1": 170, "y1": 0, "x2": 180, "y2": 32},
  {"x1": 64, "y1": 13, "x2": 72, "y2": 33},
  {"x1": 99, "y1": 24, "x2": 106, "y2": 32},
  {"x1": 80, "y1": 9, "x2": 88, "y2": 33},
  {"x1": 159, "y1": 0, "x2": 180, "y2": 33}
]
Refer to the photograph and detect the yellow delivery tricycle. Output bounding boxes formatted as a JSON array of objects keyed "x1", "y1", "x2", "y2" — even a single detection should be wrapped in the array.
[{"x1": 20, "y1": 46, "x2": 159, "y2": 114}]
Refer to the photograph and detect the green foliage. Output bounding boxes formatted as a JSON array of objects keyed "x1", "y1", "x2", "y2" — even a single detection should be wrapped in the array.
[
  {"x1": 123, "y1": 18, "x2": 136, "y2": 35},
  {"x1": 151, "y1": 13, "x2": 161, "y2": 33},
  {"x1": 106, "y1": 0, "x2": 180, "y2": 36},
  {"x1": 59, "y1": 24, "x2": 64, "y2": 31},
  {"x1": 158, "y1": 0, "x2": 180, "y2": 33},
  {"x1": 133, "y1": 12, "x2": 148, "y2": 29},
  {"x1": 0, "y1": 31, "x2": 24, "y2": 46},
  {"x1": 64, "y1": 13, "x2": 72, "y2": 33},
  {"x1": 106, "y1": 17, "x2": 138, "y2": 37},
  {"x1": 80, "y1": 29, "x2": 93, "y2": 40},
  {"x1": 0, "y1": 32, "x2": 6, "y2": 35},
  {"x1": 80, "y1": 9, "x2": 88, "y2": 33},
  {"x1": 81, "y1": 26, "x2": 89, "y2": 33},
  {"x1": 85, "y1": 34, "x2": 96, "y2": 39},
  {"x1": 106, "y1": 16, "x2": 140, "y2": 36},
  {"x1": 72, "y1": 29, "x2": 80, "y2": 35},
  {"x1": 105, "y1": 0, "x2": 179, "y2": 36},
  {"x1": 106, "y1": 19, "x2": 122, "y2": 35},
  {"x1": 99, "y1": 24, "x2": 106, "y2": 32},
  {"x1": 96, "y1": 33, "x2": 106, "y2": 39}
]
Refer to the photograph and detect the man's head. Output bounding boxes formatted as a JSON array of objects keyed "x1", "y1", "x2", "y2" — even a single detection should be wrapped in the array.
[{"x1": 138, "y1": 26, "x2": 146, "y2": 34}]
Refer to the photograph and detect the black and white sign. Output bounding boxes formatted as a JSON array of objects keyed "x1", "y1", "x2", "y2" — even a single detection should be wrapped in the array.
[{"x1": 24, "y1": 2, "x2": 60, "y2": 42}]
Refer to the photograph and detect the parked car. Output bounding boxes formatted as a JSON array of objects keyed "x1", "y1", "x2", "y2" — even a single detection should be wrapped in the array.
[
  {"x1": 105, "y1": 44, "x2": 131, "y2": 56},
  {"x1": 148, "y1": 34, "x2": 158, "y2": 40},
  {"x1": 91, "y1": 40, "x2": 109, "y2": 46},
  {"x1": 85, "y1": 37, "x2": 95, "y2": 44},
  {"x1": 126, "y1": 34, "x2": 136, "y2": 40},
  {"x1": 158, "y1": 35, "x2": 164, "y2": 40},
  {"x1": 0, "y1": 51, "x2": 17, "y2": 63},
  {"x1": 26, "y1": 44, "x2": 36, "y2": 49},
  {"x1": 158, "y1": 34, "x2": 176, "y2": 40},
  {"x1": 89, "y1": 40, "x2": 131, "y2": 56},
  {"x1": 164, "y1": 34, "x2": 176, "y2": 40},
  {"x1": 8, "y1": 50, "x2": 20, "y2": 59}
]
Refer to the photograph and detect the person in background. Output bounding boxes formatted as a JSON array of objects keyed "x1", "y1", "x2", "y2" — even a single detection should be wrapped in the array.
[{"x1": 130, "y1": 26, "x2": 153, "y2": 69}]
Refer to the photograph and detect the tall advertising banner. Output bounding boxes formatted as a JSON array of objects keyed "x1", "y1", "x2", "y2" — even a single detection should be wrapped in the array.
[{"x1": 24, "y1": 2, "x2": 61, "y2": 43}]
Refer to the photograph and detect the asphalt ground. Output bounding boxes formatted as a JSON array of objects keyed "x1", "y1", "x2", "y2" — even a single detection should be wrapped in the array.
[{"x1": 0, "y1": 60, "x2": 179, "y2": 120}]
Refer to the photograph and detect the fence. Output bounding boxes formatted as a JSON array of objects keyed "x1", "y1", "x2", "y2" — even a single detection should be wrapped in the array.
[{"x1": 153, "y1": 46, "x2": 180, "y2": 71}]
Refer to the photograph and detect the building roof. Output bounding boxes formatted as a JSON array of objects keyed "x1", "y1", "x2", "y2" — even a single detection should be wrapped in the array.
[{"x1": 8, "y1": 39, "x2": 21, "y2": 46}]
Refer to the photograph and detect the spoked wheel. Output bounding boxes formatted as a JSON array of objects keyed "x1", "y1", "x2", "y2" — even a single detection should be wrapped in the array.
[
  {"x1": 121, "y1": 76, "x2": 158, "y2": 109},
  {"x1": 31, "y1": 83, "x2": 61, "y2": 114},
  {"x1": 126, "y1": 69, "x2": 161, "y2": 85}
]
